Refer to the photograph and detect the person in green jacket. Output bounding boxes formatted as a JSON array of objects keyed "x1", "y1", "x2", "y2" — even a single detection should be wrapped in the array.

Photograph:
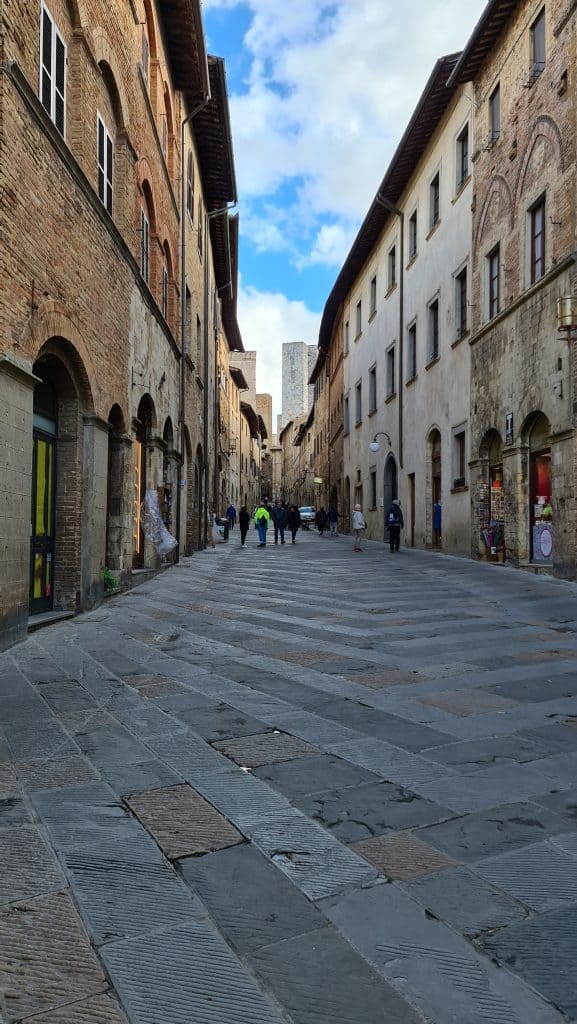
[{"x1": 254, "y1": 502, "x2": 271, "y2": 547}]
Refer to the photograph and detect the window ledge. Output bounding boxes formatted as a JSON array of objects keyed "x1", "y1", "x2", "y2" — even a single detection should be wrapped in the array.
[
  {"x1": 354, "y1": 420, "x2": 362, "y2": 428},
  {"x1": 425, "y1": 355, "x2": 440, "y2": 370},
  {"x1": 405, "y1": 374, "x2": 417, "y2": 387},
  {"x1": 453, "y1": 174, "x2": 471, "y2": 203},
  {"x1": 368, "y1": 407, "x2": 377, "y2": 417},
  {"x1": 385, "y1": 283, "x2": 397, "y2": 298},
  {"x1": 426, "y1": 220, "x2": 441, "y2": 241},
  {"x1": 451, "y1": 484, "x2": 469, "y2": 494},
  {"x1": 452, "y1": 329, "x2": 469, "y2": 348},
  {"x1": 367, "y1": 506, "x2": 377, "y2": 512},
  {"x1": 368, "y1": 310, "x2": 377, "y2": 323},
  {"x1": 343, "y1": 430, "x2": 350, "y2": 437},
  {"x1": 385, "y1": 392, "x2": 397, "y2": 404},
  {"x1": 406, "y1": 254, "x2": 418, "y2": 270},
  {"x1": 354, "y1": 332, "x2": 362, "y2": 342}
]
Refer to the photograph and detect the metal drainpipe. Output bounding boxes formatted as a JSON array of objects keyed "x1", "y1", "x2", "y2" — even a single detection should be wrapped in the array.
[
  {"x1": 178, "y1": 93, "x2": 210, "y2": 559},
  {"x1": 376, "y1": 195, "x2": 404, "y2": 469}
]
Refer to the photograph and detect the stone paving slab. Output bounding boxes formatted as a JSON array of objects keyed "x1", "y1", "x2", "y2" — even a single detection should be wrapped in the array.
[
  {"x1": 294, "y1": 780, "x2": 453, "y2": 842},
  {"x1": 421, "y1": 735, "x2": 549, "y2": 771},
  {"x1": 178, "y1": 842, "x2": 325, "y2": 953},
  {"x1": 415, "y1": 688, "x2": 519, "y2": 716},
  {"x1": 247, "y1": 810, "x2": 379, "y2": 900},
  {"x1": 520, "y1": 723, "x2": 577, "y2": 754},
  {"x1": 213, "y1": 730, "x2": 318, "y2": 766},
  {"x1": 0, "y1": 891, "x2": 108, "y2": 1021},
  {"x1": 0, "y1": 764, "x2": 20, "y2": 800},
  {"x1": 306, "y1": 697, "x2": 455, "y2": 750},
  {"x1": 0, "y1": 795, "x2": 33, "y2": 827},
  {"x1": 351, "y1": 831, "x2": 455, "y2": 880},
  {"x1": 167, "y1": 703, "x2": 272, "y2": 741},
  {"x1": 472, "y1": 839, "x2": 577, "y2": 911},
  {"x1": 253, "y1": 753, "x2": 378, "y2": 797},
  {"x1": 247, "y1": 925, "x2": 428, "y2": 1024},
  {"x1": 124, "y1": 784, "x2": 243, "y2": 859},
  {"x1": 31, "y1": 781, "x2": 142, "y2": 850},
  {"x1": 61, "y1": 843, "x2": 202, "y2": 946},
  {"x1": 100, "y1": 759, "x2": 183, "y2": 796},
  {"x1": 101, "y1": 919, "x2": 289, "y2": 1024},
  {"x1": 414, "y1": 763, "x2": 561, "y2": 814},
  {"x1": 487, "y1": 673, "x2": 577, "y2": 703},
  {"x1": 328, "y1": 737, "x2": 457, "y2": 789},
  {"x1": 399, "y1": 865, "x2": 528, "y2": 937},
  {"x1": 26, "y1": 993, "x2": 129, "y2": 1023},
  {"x1": 323, "y1": 884, "x2": 565, "y2": 1024},
  {"x1": 417, "y1": 801, "x2": 574, "y2": 862},
  {"x1": 15, "y1": 753, "x2": 99, "y2": 792},
  {"x1": 73, "y1": 726, "x2": 152, "y2": 768},
  {"x1": 0, "y1": 825, "x2": 66, "y2": 904},
  {"x1": 480, "y1": 904, "x2": 577, "y2": 1020}
]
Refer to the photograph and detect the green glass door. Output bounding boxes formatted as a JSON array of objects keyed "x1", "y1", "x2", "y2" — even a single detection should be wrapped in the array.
[{"x1": 30, "y1": 430, "x2": 56, "y2": 614}]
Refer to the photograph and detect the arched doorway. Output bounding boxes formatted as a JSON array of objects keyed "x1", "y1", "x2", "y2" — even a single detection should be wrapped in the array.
[
  {"x1": 526, "y1": 412, "x2": 552, "y2": 562},
  {"x1": 344, "y1": 476, "x2": 351, "y2": 533},
  {"x1": 429, "y1": 429, "x2": 442, "y2": 548},
  {"x1": 31, "y1": 342, "x2": 93, "y2": 614},
  {"x1": 383, "y1": 455, "x2": 398, "y2": 541},
  {"x1": 31, "y1": 374, "x2": 58, "y2": 613},
  {"x1": 183, "y1": 426, "x2": 194, "y2": 555},
  {"x1": 195, "y1": 444, "x2": 204, "y2": 550},
  {"x1": 133, "y1": 394, "x2": 156, "y2": 568},
  {"x1": 106, "y1": 404, "x2": 126, "y2": 571}
]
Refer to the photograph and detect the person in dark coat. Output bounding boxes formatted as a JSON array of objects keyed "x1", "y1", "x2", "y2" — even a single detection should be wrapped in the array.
[
  {"x1": 238, "y1": 506, "x2": 250, "y2": 547},
  {"x1": 271, "y1": 501, "x2": 288, "y2": 544},
  {"x1": 328, "y1": 505, "x2": 339, "y2": 537},
  {"x1": 315, "y1": 507, "x2": 327, "y2": 536},
  {"x1": 287, "y1": 505, "x2": 301, "y2": 544},
  {"x1": 386, "y1": 498, "x2": 404, "y2": 552}
]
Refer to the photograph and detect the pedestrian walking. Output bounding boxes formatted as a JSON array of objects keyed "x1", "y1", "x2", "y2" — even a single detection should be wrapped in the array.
[
  {"x1": 386, "y1": 498, "x2": 404, "y2": 552},
  {"x1": 238, "y1": 505, "x2": 250, "y2": 547},
  {"x1": 271, "y1": 500, "x2": 288, "y2": 544},
  {"x1": 315, "y1": 507, "x2": 328, "y2": 536},
  {"x1": 352, "y1": 503, "x2": 367, "y2": 552},
  {"x1": 287, "y1": 505, "x2": 301, "y2": 544},
  {"x1": 328, "y1": 505, "x2": 338, "y2": 537},
  {"x1": 253, "y1": 502, "x2": 271, "y2": 547},
  {"x1": 226, "y1": 502, "x2": 236, "y2": 531}
]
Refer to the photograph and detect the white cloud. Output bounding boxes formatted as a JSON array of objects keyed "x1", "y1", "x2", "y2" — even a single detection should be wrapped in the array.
[
  {"x1": 237, "y1": 279, "x2": 321, "y2": 419},
  {"x1": 214, "y1": 0, "x2": 485, "y2": 259},
  {"x1": 296, "y1": 222, "x2": 356, "y2": 269}
]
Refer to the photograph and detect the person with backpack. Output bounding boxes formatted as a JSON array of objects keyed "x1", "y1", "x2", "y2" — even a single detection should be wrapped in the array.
[
  {"x1": 315, "y1": 507, "x2": 327, "y2": 536},
  {"x1": 328, "y1": 504, "x2": 339, "y2": 537},
  {"x1": 386, "y1": 498, "x2": 404, "y2": 552},
  {"x1": 226, "y1": 503, "x2": 236, "y2": 531},
  {"x1": 253, "y1": 502, "x2": 271, "y2": 547},
  {"x1": 352, "y1": 503, "x2": 367, "y2": 552}
]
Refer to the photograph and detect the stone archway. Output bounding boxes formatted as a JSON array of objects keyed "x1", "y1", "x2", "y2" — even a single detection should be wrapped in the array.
[
  {"x1": 31, "y1": 340, "x2": 94, "y2": 614},
  {"x1": 427, "y1": 428, "x2": 442, "y2": 548},
  {"x1": 195, "y1": 444, "x2": 204, "y2": 550},
  {"x1": 133, "y1": 394, "x2": 157, "y2": 568},
  {"x1": 522, "y1": 411, "x2": 552, "y2": 562}
]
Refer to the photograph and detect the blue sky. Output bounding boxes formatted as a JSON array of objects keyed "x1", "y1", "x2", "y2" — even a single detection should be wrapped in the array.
[{"x1": 203, "y1": 0, "x2": 487, "y2": 418}]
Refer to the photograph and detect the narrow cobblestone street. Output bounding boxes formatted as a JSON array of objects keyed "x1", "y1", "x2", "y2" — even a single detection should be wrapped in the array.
[{"x1": 3, "y1": 533, "x2": 577, "y2": 1022}]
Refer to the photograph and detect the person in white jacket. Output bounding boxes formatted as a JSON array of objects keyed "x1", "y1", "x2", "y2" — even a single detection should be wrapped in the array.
[{"x1": 352, "y1": 503, "x2": 366, "y2": 552}]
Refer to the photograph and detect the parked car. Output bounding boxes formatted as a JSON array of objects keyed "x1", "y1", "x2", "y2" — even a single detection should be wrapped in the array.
[{"x1": 298, "y1": 506, "x2": 316, "y2": 530}]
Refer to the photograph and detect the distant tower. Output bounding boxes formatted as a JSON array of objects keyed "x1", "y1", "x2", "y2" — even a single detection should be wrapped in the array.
[{"x1": 279, "y1": 341, "x2": 317, "y2": 430}]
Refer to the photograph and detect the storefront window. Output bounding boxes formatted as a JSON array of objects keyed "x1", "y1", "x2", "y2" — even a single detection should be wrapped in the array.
[{"x1": 529, "y1": 414, "x2": 552, "y2": 562}]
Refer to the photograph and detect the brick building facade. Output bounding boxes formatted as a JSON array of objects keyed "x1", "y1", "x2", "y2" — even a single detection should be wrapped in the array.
[{"x1": 0, "y1": 0, "x2": 242, "y2": 649}]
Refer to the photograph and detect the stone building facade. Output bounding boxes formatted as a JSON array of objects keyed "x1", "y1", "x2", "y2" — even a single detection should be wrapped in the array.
[
  {"x1": 0, "y1": 0, "x2": 241, "y2": 649},
  {"x1": 315, "y1": 56, "x2": 473, "y2": 554},
  {"x1": 278, "y1": 341, "x2": 316, "y2": 432},
  {"x1": 451, "y1": 0, "x2": 577, "y2": 575}
]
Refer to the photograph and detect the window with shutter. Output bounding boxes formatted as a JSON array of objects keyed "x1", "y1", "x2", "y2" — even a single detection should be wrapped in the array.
[
  {"x1": 162, "y1": 265, "x2": 169, "y2": 319},
  {"x1": 97, "y1": 115, "x2": 113, "y2": 214},
  {"x1": 186, "y1": 153, "x2": 194, "y2": 221},
  {"x1": 39, "y1": 6, "x2": 66, "y2": 138}
]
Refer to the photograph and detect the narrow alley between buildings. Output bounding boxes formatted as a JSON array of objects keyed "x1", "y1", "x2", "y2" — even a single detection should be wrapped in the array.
[{"x1": 2, "y1": 534, "x2": 577, "y2": 1023}]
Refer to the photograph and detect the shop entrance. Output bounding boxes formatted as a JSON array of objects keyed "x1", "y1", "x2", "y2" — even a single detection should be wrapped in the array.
[
  {"x1": 529, "y1": 413, "x2": 552, "y2": 562},
  {"x1": 30, "y1": 376, "x2": 57, "y2": 614},
  {"x1": 133, "y1": 394, "x2": 156, "y2": 568}
]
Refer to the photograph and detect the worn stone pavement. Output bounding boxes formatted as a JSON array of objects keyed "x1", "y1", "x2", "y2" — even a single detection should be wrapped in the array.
[{"x1": 3, "y1": 531, "x2": 577, "y2": 1022}]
